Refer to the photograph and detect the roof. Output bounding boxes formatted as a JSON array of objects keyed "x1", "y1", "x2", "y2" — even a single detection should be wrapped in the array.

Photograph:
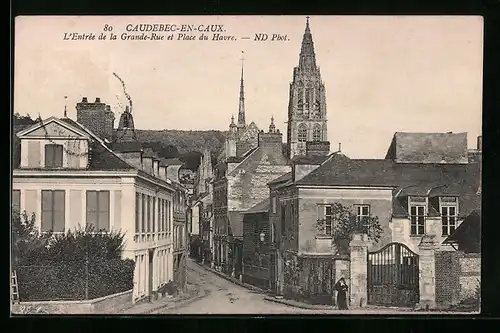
[
  {"x1": 443, "y1": 209, "x2": 481, "y2": 250},
  {"x1": 385, "y1": 132, "x2": 469, "y2": 164},
  {"x1": 110, "y1": 141, "x2": 143, "y2": 153},
  {"x1": 268, "y1": 171, "x2": 292, "y2": 186},
  {"x1": 228, "y1": 146, "x2": 288, "y2": 177},
  {"x1": 160, "y1": 158, "x2": 184, "y2": 166},
  {"x1": 295, "y1": 152, "x2": 481, "y2": 218},
  {"x1": 59, "y1": 118, "x2": 134, "y2": 171},
  {"x1": 243, "y1": 197, "x2": 270, "y2": 214},
  {"x1": 228, "y1": 211, "x2": 244, "y2": 238},
  {"x1": 291, "y1": 154, "x2": 330, "y2": 165}
]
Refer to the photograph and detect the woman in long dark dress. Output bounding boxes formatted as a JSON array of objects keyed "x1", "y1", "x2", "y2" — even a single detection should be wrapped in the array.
[{"x1": 334, "y1": 277, "x2": 349, "y2": 310}]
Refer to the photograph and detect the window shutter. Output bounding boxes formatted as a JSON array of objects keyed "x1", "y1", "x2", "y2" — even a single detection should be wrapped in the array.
[
  {"x1": 53, "y1": 190, "x2": 65, "y2": 232},
  {"x1": 141, "y1": 194, "x2": 146, "y2": 232},
  {"x1": 86, "y1": 191, "x2": 98, "y2": 230},
  {"x1": 98, "y1": 191, "x2": 110, "y2": 231},
  {"x1": 147, "y1": 196, "x2": 151, "y2": 232},
  {"x1": 45, "y1": 145, "x2": 54, "y2": 167},
  {"x1": 152, "y1": 197, "x2": 156, "y2": 233},
  {"x1": 54, "y1": 145, "x2": 63, "y2": 167},
  {"x1": 135, "y1": 193, "x2": 140, "y2": 233},
  {"x1": 41, "y1": 190, "x2": 53, "y2": 232},
  {"x1": 12, "y1": 190, "x2": 21, "y2": 213},
  {"x1": 317, "y1": 205, "x2": 325, "y2": 220}
]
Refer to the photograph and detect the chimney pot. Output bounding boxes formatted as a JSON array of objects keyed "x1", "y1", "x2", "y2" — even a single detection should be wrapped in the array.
[
  {"x1": 82, "y1": 97, "x2": 88, "y2": 103},
  {"x1": 95, "y1": 97, "x2": 101, "y2": 103}
]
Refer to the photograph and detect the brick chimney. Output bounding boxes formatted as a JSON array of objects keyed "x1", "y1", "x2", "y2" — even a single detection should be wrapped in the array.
[
  {"x1": 477, "y1": 135, "x2": 482, "y2": 151},
  {"x1": 76, "y1": 97, "x2": 114, "y2": 141},
  {"x1": 306, "y1": 141, "x2": 331, "y2": 157}
]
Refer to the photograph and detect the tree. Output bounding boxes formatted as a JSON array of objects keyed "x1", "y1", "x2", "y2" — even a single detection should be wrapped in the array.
[
  {"x1": 315, "y1": 202, "x2": 383, "y2": 254},
  {"x1": 11, "y1": 210, "x2": 51, "y2": 269}
]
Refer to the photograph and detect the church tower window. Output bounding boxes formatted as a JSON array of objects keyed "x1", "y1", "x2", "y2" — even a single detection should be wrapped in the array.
[
  {"x1": 298, "y1": 124, "x2": 307, "y2": 142},
  {"x1": 313, "y1": 124, "x2": 321, "y2": 142}
]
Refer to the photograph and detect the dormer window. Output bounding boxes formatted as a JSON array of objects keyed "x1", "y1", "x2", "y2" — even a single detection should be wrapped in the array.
[
  {"x1": 409, "y1": 196, "x2": 427, "y2": 236},
  {"x1": 45, "y1": 144, "x2": 63, "y2": 168},
  {"x1": 440, "y1": 196, "x2": 458, "y2": 236}
]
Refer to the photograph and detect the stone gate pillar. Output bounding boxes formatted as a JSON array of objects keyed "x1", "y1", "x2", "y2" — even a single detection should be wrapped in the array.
[
  {"x1": 349, "y1": 233, "x2": 369, "y2": 308},
  {"x1": 417, "y1": 235, "x2": 439, "y2": 310}
]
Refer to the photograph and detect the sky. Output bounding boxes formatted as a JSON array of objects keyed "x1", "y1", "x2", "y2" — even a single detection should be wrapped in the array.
[{"x1": 14, "y1": 16, "x2": 483, "y2": 158}]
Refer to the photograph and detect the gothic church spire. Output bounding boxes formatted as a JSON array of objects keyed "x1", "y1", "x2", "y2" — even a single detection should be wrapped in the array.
[
  {"x1": 299, "y1": 16, "x2": 317, "y2": 70},
  {"x1": 237, "y1": 51, "x2": 246, "y2": 129}
]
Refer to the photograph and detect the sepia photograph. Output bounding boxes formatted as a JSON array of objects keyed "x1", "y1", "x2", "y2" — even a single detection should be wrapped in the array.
[{"x1": 11, "y1": 15, "x2": 482, "y2": 315}]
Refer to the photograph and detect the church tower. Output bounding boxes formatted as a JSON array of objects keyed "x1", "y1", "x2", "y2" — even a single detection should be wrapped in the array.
[
  {"x1": 225, "y1": 115, "x2": 238, "y2": 158},
  {"x1": 116, "y1": 105, "x2": 137, "y2": 142},
  {"x1": 286, "y1": 17, "x2": 328, "y2": 159}
]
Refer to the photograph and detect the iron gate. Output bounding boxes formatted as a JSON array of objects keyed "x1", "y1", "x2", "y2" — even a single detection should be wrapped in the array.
[{"x1": 367, "y1": 242, "x2": 419, "y2": 307}]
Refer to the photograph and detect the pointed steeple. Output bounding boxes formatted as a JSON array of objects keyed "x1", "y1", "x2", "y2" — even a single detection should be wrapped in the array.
[
  {"x1": 63, "y1": 96, "x2": 68, "y2": 118},
  {"x1": 237, "y1": 51, "x2": 246, "y2": 129},
  {"x1": 299, "y1": 16, "x2": 317, "y2": 70},
  {"x1": 269, "y1": 116, "x2": 276, "y2": 133}
]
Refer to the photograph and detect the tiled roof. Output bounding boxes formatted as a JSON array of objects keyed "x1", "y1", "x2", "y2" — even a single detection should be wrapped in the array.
[
  {"x1": 228, "y1": 146, "x2": 288, "y2": 177},
  {"x1": 442, "y1": 209, "x2": 481, "y2": 248},
  {"x1": 243, "y1": 197, "x2": 270, "y2": 214},
  {"x1": 228, "y1": 211, "x2": 244, "y2": 238},
  {"x1": 268, "y1": 171, "x2": 292, "y2": 186},
  {"x1": 160, "y1": 158, "x2": 184, "y2": 166},
  {"x1": 295, "y1": 152, "x2": 481, "y2": 218},
  {"x1": 110, "y1": 141, "x2": 143, "y2": 153},
  {"x1": 291, "y1": 154, "x2": 330, "y2": 165}
]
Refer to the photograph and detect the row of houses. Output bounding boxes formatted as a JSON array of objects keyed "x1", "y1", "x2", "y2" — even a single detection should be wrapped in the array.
[
  {"x1": 187, "y1": 17, "x2": 481, "y2": 308},
  {"x1": 190, "y1": 127, "x2": 481, "y2": 305},
  {"x1": 12, "y1": 98, "x2": 189, "y2": 303}
]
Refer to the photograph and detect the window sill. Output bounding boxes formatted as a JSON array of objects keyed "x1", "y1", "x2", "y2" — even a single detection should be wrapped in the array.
[{"x1": 315, "y1": 235, "x2": 333, "y2": 240}]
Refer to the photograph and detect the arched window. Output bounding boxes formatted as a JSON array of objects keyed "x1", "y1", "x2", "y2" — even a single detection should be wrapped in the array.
[
  {"x1": 298, "y1": 124, "x2": 307, "y2": 142},
  {"x1": 313, "y1": 124, "x2": 321, "y2": 142}
]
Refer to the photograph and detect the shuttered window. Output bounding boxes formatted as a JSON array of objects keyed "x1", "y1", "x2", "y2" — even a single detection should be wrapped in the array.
[
  {"x1": 86, "y1": 191, "x2": 110, "y2": 231},
  {"x1": 152, "y1": 197, "x2": 156, "y2": 233},
  {"x1": 135, "y1": 192, "x2": 140, "y2": 233},
  {"x1": 147, "y1": 195, "x2": 151, "y2": 232},
  {"x1": 141, "y1": 194, "x2": 146, "y2": 232},
  {"x1": 41, "y1": 190, "x2": 65, "y2": 232},
  {"x1": 12, "y1": 190, "x2": 21, "y2": 213},
  {"x1": 44, "y1": 144, "x2": 63, "y2": 168}
]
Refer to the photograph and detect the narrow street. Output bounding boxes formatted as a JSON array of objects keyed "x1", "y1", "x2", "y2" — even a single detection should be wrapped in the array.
[{"x1": 155, "y1": 259, "x2": 322, "y2": 314}]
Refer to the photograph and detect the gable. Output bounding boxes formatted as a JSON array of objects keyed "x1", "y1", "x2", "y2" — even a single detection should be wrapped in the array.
[
  {"x1": 18, "y1": 118, "x2": 89, "y2": 139},
  {"x1": 239, "y1": 123, "x2": 260, "y2": 142}
]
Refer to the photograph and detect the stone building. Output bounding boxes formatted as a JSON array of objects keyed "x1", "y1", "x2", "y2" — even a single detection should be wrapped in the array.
[
  {"x1": 12, "y1": 99, "x2": 189, "y2": 302},
  {"x1": 213, "y1": 121, "x2": 291, "y2": 279},
  {"x1": 286, "y1": 17, "x2": 328, "y2": 160},
  {"x1": 267, "y1": 131, "x2": 481, "y2": 304}
]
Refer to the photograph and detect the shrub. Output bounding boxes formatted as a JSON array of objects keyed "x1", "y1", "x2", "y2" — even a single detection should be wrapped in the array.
[{"x1": 12, "y1": 217, "x2": 135, "y2": 301}]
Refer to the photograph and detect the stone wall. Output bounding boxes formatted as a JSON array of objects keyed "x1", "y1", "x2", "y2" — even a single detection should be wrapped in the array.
[
  {"x1": 435, "y1": 251, "x2": 481, "y2": 308},
  {"x1": 12, "y1": 289, "x2": 133, "y2": 314},
  {"x1": 282, "y1": 251, "x2": 350, "y2": 305}
]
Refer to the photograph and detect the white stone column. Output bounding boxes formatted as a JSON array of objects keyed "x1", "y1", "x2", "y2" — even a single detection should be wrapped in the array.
[
  {"x1": 349, "y1": 233, "x2": 369, "y2": 308},
  {"x1": 417, "y1": 235, "x2": 439, "y2": 310}
]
